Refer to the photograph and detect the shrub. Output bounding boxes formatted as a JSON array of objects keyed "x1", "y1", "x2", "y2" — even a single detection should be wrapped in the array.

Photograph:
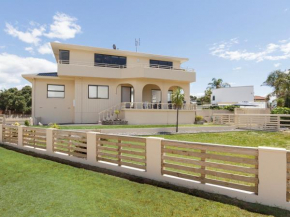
[
  {"x1": 24, "y1": 120, "x2": 30, "y2": 126},
  {"x1": 271, "y1": 107, "x2": 290, "y2": 115},
  {"x1": 13, "y1": 122, "x2": 20, "y2": 126},
  {"x1": 195, "y1": 116, "x2": 203, "y2": 122},
  {"x1": 223, "y1": 105, "x2": 240, "y2": 112},
  {"x1": 48, "y1": 123, "x2": 60, "y2": 129}
]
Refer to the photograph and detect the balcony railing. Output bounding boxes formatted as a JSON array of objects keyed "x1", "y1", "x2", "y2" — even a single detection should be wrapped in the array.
[
  {"x1": 121, "y1": 102, "x2": 196, "y2": 110},
  {"x1": 58, "y1": 60, "x2": 194, "y2": 72}
]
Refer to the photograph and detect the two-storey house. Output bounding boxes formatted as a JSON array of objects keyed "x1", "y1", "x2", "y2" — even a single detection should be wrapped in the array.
[{"x1": 23, "y1": 42, "x2": 196, "y2": 125}]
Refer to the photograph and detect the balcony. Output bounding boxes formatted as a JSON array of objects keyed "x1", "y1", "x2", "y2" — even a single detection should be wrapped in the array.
[{"x1": 57, "y1": 60, "x2": 196, "y2": 82}]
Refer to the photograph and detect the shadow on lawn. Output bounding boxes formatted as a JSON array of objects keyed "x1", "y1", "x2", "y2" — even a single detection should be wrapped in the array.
[{"x1": 1, "y1": 143, "x2": 289, "y2": 217}]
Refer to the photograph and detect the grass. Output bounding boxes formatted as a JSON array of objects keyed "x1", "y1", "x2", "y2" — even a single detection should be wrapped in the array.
[
  {"x1": 0, "y1": 147, "x2": 287, "y2": 217},
  {"x1": 151, "y1": 131, "x2": 290, "y2": 149},
  {"x1": 34, "y1": 123, "x2": 220, "y2": 130}
]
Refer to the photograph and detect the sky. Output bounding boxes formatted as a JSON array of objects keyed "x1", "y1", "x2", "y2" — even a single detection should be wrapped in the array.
[{"x1": 0, "y1": 0, "x2": 290, "y2": 97}]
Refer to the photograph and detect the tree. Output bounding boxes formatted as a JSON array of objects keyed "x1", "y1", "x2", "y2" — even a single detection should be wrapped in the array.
[
  {"x1": 0, "y1": 86, "x2": 32, "y2": 114},
  {"x1": 172, "y1": 87, "x2": 184, "y2": 132},
  {"x1": 262, "y1": 70, "x2": 290, "y2": 108},
  {"x1": 208, "y1": 78, "x2": 231, "y2": 89}
]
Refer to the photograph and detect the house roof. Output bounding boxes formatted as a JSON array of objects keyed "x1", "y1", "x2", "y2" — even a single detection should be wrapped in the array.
[
  {"x1": 254, "y1": 96, "x2": 266, "y2": 100},
  {"x1": 50, "y1": 42, "x2": 189, "y2": 63}
]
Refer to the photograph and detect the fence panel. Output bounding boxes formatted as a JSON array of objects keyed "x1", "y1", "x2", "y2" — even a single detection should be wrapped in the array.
[
  {"x1": 96, "y1": 134, "x2": 146, "y2": 170},
  {"x1": 53, "y1": 130, "x2": 87, "y2": 159},
  {"x1": 23, "y1": 127, "x2": 46, "y2": 149},
  {"x1": 2, "y1": 125, "x2": 18, "y2": 144},
  {"x1": 161, "y1": 139, "x2": 259, "y2": 193}
]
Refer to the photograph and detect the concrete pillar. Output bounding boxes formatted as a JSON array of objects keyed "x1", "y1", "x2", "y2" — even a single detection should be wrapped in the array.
[
  {"x1": 258, "y1": 147, "x2": 287, "y2": 206},
  {"x1": 0, "y1": 124, "x2": 3, "y2": 143},
  {"x1": 146, "y1": 137, "x2": 163, "y2": 180},
  {"x1": 18, "y1": 126, "x2": 25, "y2": 147},
  {"x1": 46, "y1": 128, "x2": 55, "y2": 154},
  {"x1": 87, "y1": 132, "x2": 98, "y2": 163}
]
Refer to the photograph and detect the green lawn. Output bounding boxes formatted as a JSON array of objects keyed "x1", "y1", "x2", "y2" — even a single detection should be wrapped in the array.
[
  {"x1": 0, "y1": 147, "x2": 287, "y2": 217},
  {"x1": 151, "y1": 131, "x2": 290, "y2": 149},
  {"x1": 34, "y1": 123, "x2": 220, "y2": 130}
]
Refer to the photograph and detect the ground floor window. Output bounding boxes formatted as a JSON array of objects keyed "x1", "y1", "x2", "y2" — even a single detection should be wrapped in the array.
[
  {"x1": 88, "y1": 85, "x2": 109, "y2": 99},
  {"x1": 47, "y1": 84, "x2": 65, "y2": 98},
  {"x1": 168, "y1": 90, "x2": 173, "y2": 102}
]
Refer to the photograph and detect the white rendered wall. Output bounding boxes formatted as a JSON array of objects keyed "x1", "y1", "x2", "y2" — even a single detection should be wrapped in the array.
[{"x1": 211, "y1": 86, "x2": 254, "y2": 104}]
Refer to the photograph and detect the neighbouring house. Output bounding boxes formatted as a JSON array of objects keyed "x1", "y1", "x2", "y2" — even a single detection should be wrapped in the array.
[
  {"x1": 211, "y1": 86, "x2": 254, "y2": 105},
  {"x1": 22, "y1": 42, "x2": 196, "y2": 125},
  {"x1": 254, "y1": 96, "x2": 267, "y2": 102}
]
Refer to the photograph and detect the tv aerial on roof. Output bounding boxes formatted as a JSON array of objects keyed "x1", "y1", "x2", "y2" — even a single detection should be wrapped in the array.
[{"x1": 135, "y1": 38, "x2": 140, "y2": 52}]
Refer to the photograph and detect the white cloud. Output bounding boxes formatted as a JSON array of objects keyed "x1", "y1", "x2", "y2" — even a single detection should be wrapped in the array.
[
  {"x1": 44, "y1": 12, "x2": 81, "y2": 40},
  {"x1": 0, "y1": 46, "x2": 5, "y2": 49},
  {"x1": 5, "y1": 23, "x2": 45, "y2": 45},
  {"x1": 25, "y1": 47, "x2": 34, "y2": 54},
  {"x1": 37, "y1": 43, "x2": 53, "y2": 55},
  {"x1": 0, "y1": 53, "x2": 56, "y2": 89},
  {"x1": 233, "y1": 67, "x2": 242, "y2": 70},
  {"x1": 274, "y1": 63, "x2": 281, "y2": 68},
  {"x1": 210, "y1": 38, "x2": 290, "y2": 62},
  {"x1": 191, "y1": 92, "x2": 204, "y2": 97}
]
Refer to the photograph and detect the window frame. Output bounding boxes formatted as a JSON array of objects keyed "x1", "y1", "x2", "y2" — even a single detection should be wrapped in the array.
[
  {"x1": 94, "y1": 53, "x2": 127, "y2": 68},
  {"x1": 150, "y1": 59, "x2": 173, "y2": 69},
  {"x1": 88, "y1": 85, "x2": 109, "y2": 99},
  {"x1": 151, "y1": 89, "x2": 162, "y2": 103},
  {"x1": 47, "y1": 84, "x2": 65, "y2": 99},
  {"x1": 59, "y1": 50, "x2": 70, "y2": 64}
]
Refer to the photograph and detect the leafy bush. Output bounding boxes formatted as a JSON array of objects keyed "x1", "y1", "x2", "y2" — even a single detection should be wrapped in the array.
[
  {"x1": 24, "y1": 120, "x2": 30, "y2": 126},
  {"x1": 223, "y1": 105, "x2": 240, "y2": 112},
  {"x1": 48, "y1": 123, "x2": 60, "y2": 129},
  {"x1": 195, "y1": 116, "x2": 203, "y2": 121},
  {"x1": 13, "y1": 122, "x2": 20, "y2": 126},
  {"x1": 271, "y1": 107, "x2": 290, "y2": 114}
]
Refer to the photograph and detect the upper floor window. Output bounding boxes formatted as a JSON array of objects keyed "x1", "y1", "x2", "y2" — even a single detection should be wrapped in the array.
[
  {"x1": 59, "y1": 50, "x2": 70, "y2": 64},
  {"x1": 150, "y1": 60, "x2": 173, "y2": 69},
  {"x1": 47, "y1": 85, "x2": 65, "y2": 98},
  {"x1": 212, "y1": 96, "x2": 215, "y2": 101},
  {"x1": 94, "y1": 54, "x2": 126, "y2": 68},
  {"x1": 88, "y1": 85, "x2": 109, "y2": 99}
]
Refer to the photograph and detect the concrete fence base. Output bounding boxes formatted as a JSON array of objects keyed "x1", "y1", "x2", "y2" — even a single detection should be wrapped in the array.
[{"x1": 0, "y1": 124, "x2": 289, "y2": 211}]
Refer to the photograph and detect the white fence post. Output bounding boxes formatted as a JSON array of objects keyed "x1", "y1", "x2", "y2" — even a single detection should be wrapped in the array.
[
  {"x1": 0, "y1": 124, "x2": 3, "y2": 143},
  {"x1": 46, "y1": 128, "x2": 55, "y2": 154},
  {"x1": 18, "y1": 126, "x2": 25, "y2": 147},
  {"x1": 146, "y1": 137, "x2": 163, "y2": 180},
  {"x1": 87, "y1": 132, "x2": 98, "y2": 163},
  {"x1": 258, "y1": 147, "x2": 287, "y2": 206}
]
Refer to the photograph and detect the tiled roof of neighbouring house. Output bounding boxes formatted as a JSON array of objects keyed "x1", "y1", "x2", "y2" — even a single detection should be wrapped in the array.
[
  {"x1": 254, "y1": 96, "x2": 266, "y2": 100},
  {"x1": 37, "y1": 72, "x2": 58, "y2": 77}
]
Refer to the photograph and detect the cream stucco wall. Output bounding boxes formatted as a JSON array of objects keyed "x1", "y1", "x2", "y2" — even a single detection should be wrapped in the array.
[
  {"x1": 121, "y1": 110, "x2": 196, "y2": 125},
  {"x1": 33, "y1": 78, "x2": 75, "y2": 124}
]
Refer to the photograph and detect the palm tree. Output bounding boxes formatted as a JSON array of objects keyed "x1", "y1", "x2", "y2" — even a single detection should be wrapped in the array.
[
  {"x1": 208, "y1": 78, "x2": 231, "y2": 89},
  {"x1": 262, "y1": 70, "x2": 290, "y2": 108},
  {"x1": 172, "y1": 87, "x2": 184, "y2": 132}
]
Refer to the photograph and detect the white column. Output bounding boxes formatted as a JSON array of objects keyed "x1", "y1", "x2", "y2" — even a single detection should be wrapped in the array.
[
  {"x1": 0, "y1": 124, "x2": 3, "y2": 143},
  {"x1": 146, "y1": 137, "x2": 163, "y2": 180},
  {"x1": 18, "y1": 126, "x2": 25, "y2": 147},
  {"x1": 46, "y1": 128, "x2": 55, "y2": 154},
  {"x1": 258, "y1": 147, "x2": 287, "y2": 206},
  {"x1": 87, "y1": 132, "x2": 98, "y2": 163}
]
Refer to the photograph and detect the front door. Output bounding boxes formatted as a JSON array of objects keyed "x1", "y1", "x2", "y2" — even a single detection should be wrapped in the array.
[{"x1": 121, "y1": 86, "x2": 131, "y2": 102}]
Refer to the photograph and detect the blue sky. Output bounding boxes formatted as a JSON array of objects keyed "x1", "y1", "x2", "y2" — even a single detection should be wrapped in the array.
[{"x1": 0, "y1": 0, "x2": 290, "y2": 97}]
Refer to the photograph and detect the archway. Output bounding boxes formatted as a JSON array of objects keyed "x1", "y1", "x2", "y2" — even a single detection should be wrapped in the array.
[{"x1": 142, "y1": 84, "x2": 162, "y2": 109}]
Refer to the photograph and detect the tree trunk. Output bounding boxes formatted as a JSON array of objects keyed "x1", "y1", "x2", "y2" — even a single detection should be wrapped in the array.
[{"x1": 176, "y1": 107, "x2": 179, "y2": 132}]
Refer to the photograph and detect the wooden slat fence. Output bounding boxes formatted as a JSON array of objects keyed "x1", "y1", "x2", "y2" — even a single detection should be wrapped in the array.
[
  {"x1": 23, "y1": 127, "x2": 46, "y2": 149},
  {"x1": 2, "y1": 125, "x2": 18, "y2": 144},
  {"x1": 213, "y1": 114, "x2": 290, "y2": 131},
  {"x1": 287, "y1": 151, "x2": 290, "y2": 202},
  {"x1": 0, "y1": 115, "x2": 4, "y2": 124},
  {"x1": 161, "y1": 139, "x2": 259, "y2": 193},
  {"x1": 96, "y1": 134, "x2": 146, "y2": 170},
  {"x1": 53, "y1": 130, "x2": 87, "y2": 159}
]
